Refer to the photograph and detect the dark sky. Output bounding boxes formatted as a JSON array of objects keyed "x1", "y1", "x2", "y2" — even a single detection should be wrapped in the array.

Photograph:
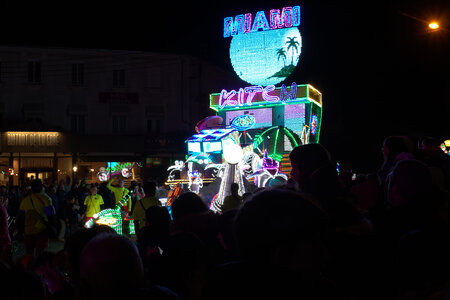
[{"x1": 2, "y1": 0, "x2": 449, "y2": 172}]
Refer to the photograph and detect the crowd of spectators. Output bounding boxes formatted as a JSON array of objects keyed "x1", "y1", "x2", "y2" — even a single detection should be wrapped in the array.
[{"x1": 0, "y1": 135, "x2": 449, "y2": 300}]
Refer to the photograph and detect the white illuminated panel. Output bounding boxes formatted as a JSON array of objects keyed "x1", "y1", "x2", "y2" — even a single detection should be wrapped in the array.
[
  {"x1": 188, "y1": 142, "x2": 201, "y2": 153},
  {"x1": 203, "y1": 141, "x2": 222, "y2": 152}
]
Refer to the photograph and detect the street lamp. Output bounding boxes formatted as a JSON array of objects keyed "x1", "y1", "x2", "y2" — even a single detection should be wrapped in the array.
[
  {"x1": 429, "y1": 22, "x2": 439, "y2": 30},
  {"x1": 398, "y1": 11, "x2": 445, "y2": 32}
]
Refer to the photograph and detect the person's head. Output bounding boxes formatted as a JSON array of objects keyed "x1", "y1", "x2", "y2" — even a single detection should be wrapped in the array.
[
  {"x1": 31, "y1": 179, "x2": 44, "y2": 194},
  {"x1": 49, "y1": 184, "x2": 57, "y2": 194},
  {"x1": 289, "y1": 144, "x2": 333, "y2": 188},
  {"x1": 382, "y1": 136, "x2": 409, "y2": 162},
  {"x1": 387, "y1": 159, "x2": 433, "y2": 207},
  {"x1": 64, "y1": 226, "x2": 116, "y2": 286},
  {"x1": 143, "y1": 181, "x2": 156, "y2": 197},
  {"x1": 78, "y1": 233, "x2": 144, "y2": 299},
  {"x1": 233, "y1": 187, "x2": 328, "y2": 278},
  {"x1": 145, "y1": 206, "x2": 172, "y2": 230},
  {"x1": 67, "y1": 195, "x2": 75, "y2": 204},
  {"x1": 171, "y1": 192, "x2": 208, "y2": 222},
  {"x1": 90, "y1": 185, "x2": 97, "y2": 195},
  {"x1": 118, "y1": 179, "x2": 125, "y2": 188},
  {"x1": 230, "y1": 182, "x2": 239, "y2": 195},
  {"x1": 420, "y1": 137, "x2": 442, "y2": 157}
]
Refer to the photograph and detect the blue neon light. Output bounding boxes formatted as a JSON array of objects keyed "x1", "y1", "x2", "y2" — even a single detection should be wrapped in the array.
[
  {"x1": 186, "y1": 128, "x2": 236, "y2": 143},
  {"x1": 229, "y1": 27, "x2": 302, "y2": 86},
  {"x1": 230, "y1": 115, "x2": 256, "y2": 131},
  {"x1": 251, "y1": 11, "x2": 270, "y2": 32},
  {"x1": 310, "y1": 114, "x2": 318, "y2": 135}
]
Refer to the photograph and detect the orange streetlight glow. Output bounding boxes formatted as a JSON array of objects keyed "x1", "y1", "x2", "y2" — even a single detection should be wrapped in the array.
[{"x1": 429, "y1": 22, "x2": 439, "y2": 29}]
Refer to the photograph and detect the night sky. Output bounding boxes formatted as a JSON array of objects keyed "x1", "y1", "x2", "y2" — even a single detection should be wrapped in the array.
[{"x1": 2, "y1": 0, "x2": 449, "y2": 173}]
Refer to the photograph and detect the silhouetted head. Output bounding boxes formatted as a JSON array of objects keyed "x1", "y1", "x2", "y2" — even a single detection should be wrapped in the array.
[
  {"x1": 382, "y1": 136, "x2": 409, "y2": 162},
  {"x1": 31, "y1": 179, "x2": 44, "y2": 193},
  {"x1": 289, "y1": 144, "x2": 332, "y2": 188},
  {"x1": 233, "y1": 187, "x2": 328, "y2": 278},
  {"x1": 145, "y1": 205, "x2": 172, "y2": 230},
  {"x1": 171, "y1": 192, "x2": 208, "y2": 222},
  {"x1": 143, "y1": 181, "x2": 156, "y2": 197},
  {"x1": 79, "y1": 233, "x2": 144, "y2": 299},
  {"x1": 64, "y1": 226, "x2": 116, "y2": 285},
  {"x1": 387, "y1": 159, "x2": 433, "y2": 207},
  {"x1": 230, "y1": 182, "x2": 239, "y2": 195}
]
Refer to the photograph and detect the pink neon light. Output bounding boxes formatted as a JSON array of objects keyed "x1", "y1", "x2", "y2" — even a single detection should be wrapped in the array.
[
  {"x1": 218, "y1": 83, "x2": 297, "y2": 108},
  {"x1": 262, "y1": 85, "x2": 280, "y2": 102},
  {"x1": 219, "y1": 89, "x2": 238, "y2": 108},
  {"x1": 244, "y1": 13, "x2": 252, "y2": 33},
  {"x1": 269, "y1": 9, "x2": 283, "y2": 29},
  {"x1": 225, "y1": 6, "x2": 300, "y2": 37},
  {"x1": 251, "y1": 11, "x2": 270, "y2": 32},
  {"x1": 244, "y1": 86, "x2": 263, "y2": 105},
  {"x1": 281, "y1": 7, "x2": 293, "y2": 27},
  {"x1": 237, "y1": 88, "x2": 245, "y2": 105}
]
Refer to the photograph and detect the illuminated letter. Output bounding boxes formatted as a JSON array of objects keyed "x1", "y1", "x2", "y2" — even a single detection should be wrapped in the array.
[
  {"x1": 219, "y1": 89, "x2": 238, "y2": 108},
  {"x1": 280, "y1": 82, "x2": 297, "y2": 102},
  {"x1": 269, "y1": 9, "x2": 283, "y2": 29},
  {"x1": 251, "y1": 11, "x2": 270, "y2": 32},
  {"x1": 293, "y1": 6, "x2": 301, "y2": 26},
  {"x1": 281, "y1": 7, "x2": 293, "y2": 28},
  {"x1": 224, "y1": 15, "x2": 245, "y2": 38},
  {"x1": 237, "y1": 88, "x2": 246, "y2": 105},
  {"x1": 262, "y1": 85, "x2": 280, "y2": 102},
  {"x1": 244, "y1": 86, "x2": 263, "y2": 105},
  {"x1": 244, "y1": 13, "x2": 252, "y2": 33}
]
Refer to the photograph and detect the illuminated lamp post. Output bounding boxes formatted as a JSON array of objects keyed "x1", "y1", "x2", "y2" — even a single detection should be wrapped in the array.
[
  {"x1": 210, "y1": 142, "x2": 245, "y2": 213},
  {"x1": 73, "y1": 165, "x2": 78, "y2": 184}
]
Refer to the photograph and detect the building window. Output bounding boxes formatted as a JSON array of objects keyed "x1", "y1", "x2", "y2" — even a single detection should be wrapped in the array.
[
  {"x1": 112, "y1": 115, "x2": 126, "y2": 133},
  {"x1": 72, "y1": 63, "x2": 84, "y2": 85},
  {"x1": 28, "y1": 61, "x2": 41, "y2": 83},
  {"x1": 70, "y1": 115, "x2": 85, "y2": 134},
  {"x1": 147, "y1": 119, "x2": 161, "y2": 133},
  {"x1": 113, "y1": 69, "x2": 125, "y2": 88}
]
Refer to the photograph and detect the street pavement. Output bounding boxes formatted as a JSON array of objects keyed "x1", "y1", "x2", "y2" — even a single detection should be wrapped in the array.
[{"x1": 12, "y1": 237, "x2": 65, "y2": 260}]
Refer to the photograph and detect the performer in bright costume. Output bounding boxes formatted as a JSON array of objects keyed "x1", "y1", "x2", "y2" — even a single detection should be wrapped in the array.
[
  {"x1": 106, "y1": 177, "x2": 134, "y2": 235},
  {"x1": 107, "y1": 177, "x2": 130, "y2": 212},
  {"x1": 83, "y1": 185, "x2": 104, "y2": 222}
]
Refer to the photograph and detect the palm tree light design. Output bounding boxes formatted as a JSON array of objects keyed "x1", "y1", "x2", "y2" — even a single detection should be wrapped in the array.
[
  {"x1": 276, "y1": 48, "x2": 287, "y2": 67},
  {"x1": 286, "y1": 36, "x2": 300, "y2": 65}
]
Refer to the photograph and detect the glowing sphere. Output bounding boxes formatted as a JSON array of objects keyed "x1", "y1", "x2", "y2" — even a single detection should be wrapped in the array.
[
  {"x1": 229, "y1": 27, "x2": 302, "y2": 86},
  {"x1": 223, "y1": 142, "x2": 244, "y2": 164}
]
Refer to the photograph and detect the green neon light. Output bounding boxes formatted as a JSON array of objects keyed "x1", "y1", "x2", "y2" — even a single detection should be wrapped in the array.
[
  {"x1": 268, "y1": 153, "x2": 283, "y2": 162},
  {"x1": 274, "y1": 128, "x2": 280, "y2": 158},
  {"x1": 253, "y1": 126, "x2": 278, "y2": 147},
  {"x1": 283, "y1": 127, "x2": 299, "y2": 147},
  {"x1": 85, "y1": 203, "x2": 136, "y2": 236}
]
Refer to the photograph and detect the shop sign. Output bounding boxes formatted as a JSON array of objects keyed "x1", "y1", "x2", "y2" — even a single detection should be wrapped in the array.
[{"x1": 6, "y1": 132, "x2": 60, "y2": 147}]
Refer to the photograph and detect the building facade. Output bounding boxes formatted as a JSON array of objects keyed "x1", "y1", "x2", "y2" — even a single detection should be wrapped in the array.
[{"x1": 0, "y1": 45, "x2": 236, "y2": 187}]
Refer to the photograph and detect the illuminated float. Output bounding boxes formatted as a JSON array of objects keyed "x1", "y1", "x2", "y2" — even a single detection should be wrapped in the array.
[
  {"x1": 165, "y1": 4, "x2": 323, "y2": 212},
  {"x1": 441, "y1": 140, "x2": 450, "y2": 155},
  {"x1": 84, "y1": 194, "x2": 136, "y2": 235}
]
